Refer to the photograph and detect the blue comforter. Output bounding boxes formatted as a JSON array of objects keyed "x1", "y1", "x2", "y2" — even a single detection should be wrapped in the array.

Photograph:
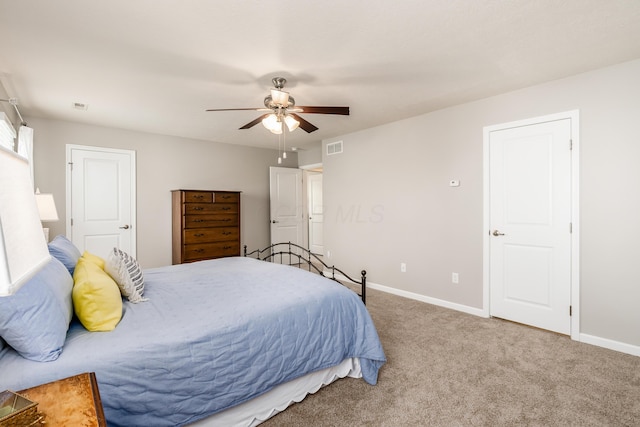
[{"x1": 0, "y1": 257, "x2": 385, "y2": 426}]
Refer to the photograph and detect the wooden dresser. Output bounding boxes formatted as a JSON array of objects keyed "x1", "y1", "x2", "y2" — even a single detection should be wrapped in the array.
[{"x1": 171, "y1": 190, "x2": 241, "y2": 264}]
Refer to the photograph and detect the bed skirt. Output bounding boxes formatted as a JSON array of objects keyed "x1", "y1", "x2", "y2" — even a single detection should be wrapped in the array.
[{"x1": 189, "y1": 357, "x2": 362, "y2": 426}]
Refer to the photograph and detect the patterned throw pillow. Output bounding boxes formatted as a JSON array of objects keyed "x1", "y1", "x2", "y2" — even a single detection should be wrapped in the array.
[{"x1": 105, "y1": 248, "x2": 147, "y2": 303}]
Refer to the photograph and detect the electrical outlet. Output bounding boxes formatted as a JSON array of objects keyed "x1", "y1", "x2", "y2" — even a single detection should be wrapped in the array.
[
  {"x1": 400, "y1": 262, "x2": 407, "y2": 273},
  {"x1": 452, "y1": 272, "x2": 459, "y2": 283}
]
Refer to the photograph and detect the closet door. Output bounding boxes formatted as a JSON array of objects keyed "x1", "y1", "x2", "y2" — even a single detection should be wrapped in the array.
[{"x1": 67, "y1": 145, "x2": 136, "y2": 259}]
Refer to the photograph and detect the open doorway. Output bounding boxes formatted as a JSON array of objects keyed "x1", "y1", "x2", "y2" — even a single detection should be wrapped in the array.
[{"x1": 301, "y1": 164, "x2": 323, "y2": 257}]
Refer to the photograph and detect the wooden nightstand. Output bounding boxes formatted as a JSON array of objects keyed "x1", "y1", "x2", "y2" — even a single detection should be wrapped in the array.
[{"x1": 18, "y1": 372, "x2": 106, "y2": 427}]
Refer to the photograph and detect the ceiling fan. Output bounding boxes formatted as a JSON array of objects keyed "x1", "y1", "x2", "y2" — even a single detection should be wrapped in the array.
[{"x1": 206, "y1": 77, "x2": 349, "y2": 134}]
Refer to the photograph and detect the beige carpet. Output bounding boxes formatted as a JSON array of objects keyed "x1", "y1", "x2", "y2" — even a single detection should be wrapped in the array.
[{"x1": 262, "y1": 288, "x2": 640, "y2": 426}]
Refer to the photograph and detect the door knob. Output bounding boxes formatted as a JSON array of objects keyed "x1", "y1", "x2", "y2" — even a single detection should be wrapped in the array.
[
  {"x1": 492, "y1": 230, "x2": 505, "y2": 236},
  {"x1": 119, "y1": 225, "x2": 130, "y2": 229},
  {"x1": 271, "y1": 220, "x2": 279, "y2": 224}
]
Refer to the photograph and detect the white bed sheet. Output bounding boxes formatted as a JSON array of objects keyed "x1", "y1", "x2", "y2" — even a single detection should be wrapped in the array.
[{"x1": 190, "y1": 357, "x2": 362, "y2": 426}]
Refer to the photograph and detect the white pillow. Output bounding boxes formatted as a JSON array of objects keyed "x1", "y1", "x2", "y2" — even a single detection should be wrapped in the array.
[{"x1": 105, "y1": 248, "x2": 148, "y2": 303}]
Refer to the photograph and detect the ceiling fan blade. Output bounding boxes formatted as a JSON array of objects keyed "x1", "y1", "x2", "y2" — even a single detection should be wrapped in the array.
[
  {"x1": 290, "y1": 114, "x2": 319, "y2": 133},
  {"x1": 206, "y1": 107, "x2": 263, "y2": 112},
  {"x1": 239, "y1": 114, "x2": 270, "y2": 130},
  {"x1": 295, "y1": 106, "x2": 350, "y2": 115}
]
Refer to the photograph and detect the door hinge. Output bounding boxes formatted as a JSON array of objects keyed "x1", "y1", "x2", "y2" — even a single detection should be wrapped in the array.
[
  {"x1": 70, "y1": 218, "x2": 73, "y2": 226},
  {"x1": 68, "y1": 161, "x2": 73, "y2": 171},
  {"x1": 569, "y1": 305, "x2": 572, "y2": 316},
  {"x1": 569, "y1": 139, "x2": 573, "y2": 150},
  {"x1": 570, "y1": 222, "x2": 572, "y2": 233}
]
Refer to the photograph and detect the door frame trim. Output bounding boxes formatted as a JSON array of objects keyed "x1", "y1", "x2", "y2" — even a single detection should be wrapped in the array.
[
  {"x1": 65, "y1": 144, "x2": 137, "y2": 256},
  {"x1": 482, "y1": 110, "x2": 580, "y2": 341},
  {"x1": 305, "y1": 171, "x2": 323, "y2": 255},
  {"x1": 300, "y1": 163, "x2": 323, "y2": 252}
]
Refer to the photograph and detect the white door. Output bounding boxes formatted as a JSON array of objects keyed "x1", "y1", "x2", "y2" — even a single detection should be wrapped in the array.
[
  {"x1": 307, "y1": 173, "x2": 324, "y2": 255},
  {"x1": 269, "y1": 167, "x2": 303, "y2": 248},
  {"x1": 488, "y1": 118, "x2": 572, "y2": 335},
  {"x1": 67, "y1": 145, "x2": 136, "y2": 259}
]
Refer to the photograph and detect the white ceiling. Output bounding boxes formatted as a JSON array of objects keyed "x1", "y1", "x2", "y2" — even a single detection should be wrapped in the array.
[{"x1": 1, "y1": 0, "x2": 640, "y2": 151}]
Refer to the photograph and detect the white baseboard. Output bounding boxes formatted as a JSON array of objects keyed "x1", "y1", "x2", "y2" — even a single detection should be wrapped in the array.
[
  {"x1": 579, "y1": 333, "x2": 640, "y2": 357},
  {"x1": 364, "y1": 280, "x2": 640, "y2": 358},
  {"x1": 366, "y1": 281, "x2": 487, "y2": 318}
]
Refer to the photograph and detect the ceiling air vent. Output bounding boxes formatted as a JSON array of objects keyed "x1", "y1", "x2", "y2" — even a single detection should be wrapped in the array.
[{"x1": 326, "y1": 141, "x2": 343, "y2": 156}]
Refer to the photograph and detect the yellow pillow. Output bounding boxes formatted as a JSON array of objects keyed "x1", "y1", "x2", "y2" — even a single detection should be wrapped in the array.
[
  {"x1": 80, "y1": 251, "x2": 106, "y2": 269},
  {"x1": 72, "y1": 258, "x2": 123, "y2": 332}
]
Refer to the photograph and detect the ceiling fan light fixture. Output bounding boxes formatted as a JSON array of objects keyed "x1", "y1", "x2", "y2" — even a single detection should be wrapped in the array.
[
  {"x1": 284, "y1": 115, "x2": 299, "y2": 132},
  {"x1": 270, "y1": 124, "x2": 283, "y2": 134},
  {"x1": 262, "y1": 113, "x2": 278, "y2": 130},
  {"x1": 207, "y1": 75, "x2": 349, "y2": 134},
  {"x1": 262, "y1": 114, "x2": 283, "y2": 134},
  {"x1": 270, "y1": 89, "x2": 289, "y2": 107}
]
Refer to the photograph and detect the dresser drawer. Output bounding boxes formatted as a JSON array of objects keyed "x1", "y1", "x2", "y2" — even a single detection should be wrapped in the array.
[
  {"x1": 183, "y1": 191, "x2": 213, "y2": 203},
  {"x1": 184, "y1": 214, "x2": 237, "y2": 228},
  {"x1": 183, "y1": 241, "x2": 240, "y2": 261},
  {"x1": 213, "y1": 192, "x2": 239, "y2": 203},
  {"x1": 184, "y1": 227, "x2": 238, "y2": 244},
  {"x1": 184, "y1": 203, "x2": 238, "y2": 215}
]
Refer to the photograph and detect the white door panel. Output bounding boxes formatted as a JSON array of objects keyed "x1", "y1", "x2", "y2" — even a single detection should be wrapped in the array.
[
  {"x1": 67, "y1": 145, "x2": 136, "y2": 259},
  {"x1": 489, "y1": 118, "x2": 572, "y2": 335},
  {"x1": 269, "y1": 167, "x2": 303, "y2": 250}
]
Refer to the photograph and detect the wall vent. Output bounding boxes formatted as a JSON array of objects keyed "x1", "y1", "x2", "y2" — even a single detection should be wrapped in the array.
[{"x1": 326, "y1": 141, "x2": 343, "y2": 155}]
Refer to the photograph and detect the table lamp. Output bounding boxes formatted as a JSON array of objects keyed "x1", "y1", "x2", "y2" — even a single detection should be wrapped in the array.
[{"x1": 34, "y1": 189, "x2": 59, "y2": 242}]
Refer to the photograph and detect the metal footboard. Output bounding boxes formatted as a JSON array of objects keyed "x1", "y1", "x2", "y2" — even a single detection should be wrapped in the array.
[{"x1": 244, "y1": 242, "x2": 366, "y2": 304}]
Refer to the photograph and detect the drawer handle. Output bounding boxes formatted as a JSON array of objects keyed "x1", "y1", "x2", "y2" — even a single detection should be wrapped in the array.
[
  {"x1": 222, "y1": 231, "x2": 231, "y2": 236},
  {"x1": 193, "y1": 219, "x2": 204, "y2": 223},
  {"x1": 194, "y1": 195, "x2": 204, "y2": 199},
  {"x1": 223, "y1": 246, "x2": 232, "y2": 250},
  {"x1": 223, "y1": 218, "x2": 231, "y2": 222},
  {"x1": 194, "y1": 233, "x2": 205, "y2": 237},
  {"x1": 193, "y1": 207, "x2": 204, "y2": 211},
  {"x1": 195, "y1": 249, "x2": 204, "y2": 253}
]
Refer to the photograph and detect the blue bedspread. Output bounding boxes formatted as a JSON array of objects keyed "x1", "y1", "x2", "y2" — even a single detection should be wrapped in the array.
[{"x1": 0, "y1": 257, "x2": 385, "y2": 426}]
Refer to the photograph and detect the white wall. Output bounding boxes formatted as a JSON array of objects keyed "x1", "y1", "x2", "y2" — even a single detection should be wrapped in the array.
[
  {"x1": 30, "y1": 117, "x2": 297, "y2": 268},
  {"x1": 297, "y1": 144, "x2": 322, "y2": 167},
  {"x1": 324, "y1": 59, "x2": 640, "y2": 349}
]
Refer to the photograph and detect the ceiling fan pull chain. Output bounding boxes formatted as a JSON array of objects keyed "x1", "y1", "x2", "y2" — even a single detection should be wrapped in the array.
[
  {"x1": 283, "y1": 126, "x2": 287, "y2": 159},
  {"x1": 277, "y1": 132, "x2": 282, "y2": 164}
]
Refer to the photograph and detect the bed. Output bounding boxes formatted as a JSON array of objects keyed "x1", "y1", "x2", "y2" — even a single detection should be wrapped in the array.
[{"x1": 0, "y1": 237, "x2": 385, "y2": 426}]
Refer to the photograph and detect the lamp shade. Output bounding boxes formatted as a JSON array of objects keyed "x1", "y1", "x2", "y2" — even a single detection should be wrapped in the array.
[
  {"x1": 0, "y1": 146, "x2": 50, "y2": 296},
  {"x1": 270, "y1": 89, "x2": 290, "y2": 107},
  {"x1": 262, "y1": 114, "x2": 283, "y2": 134},
  {"x1": 35, "y1": 190, "x2": 59, "y2": 222},
  {"x1": 284, "y1": 115, "x2": 300, "y2": 132}
]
